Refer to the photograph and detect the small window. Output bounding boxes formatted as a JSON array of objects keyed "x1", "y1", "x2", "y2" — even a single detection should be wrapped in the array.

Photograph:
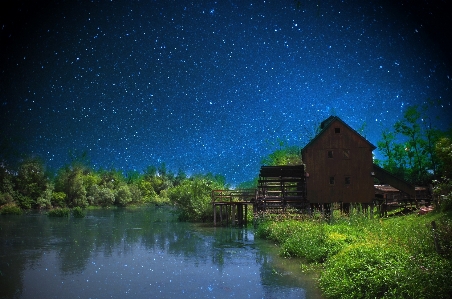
[
  {"x1": 343, "y1": 149, "x2": 350, "y2": 159},
  {"x1": 335, "y1": 127, "x2": 341, "y2": 133},
  {"x1": 345, "y1": 176, "x2": 351, "y2": 185},
  {"x1": 328, "y1": 150, "x2": 333, "y2": 158},
  {"x1": 329, "y1": 176, "x2": 335, "y2": 185}
]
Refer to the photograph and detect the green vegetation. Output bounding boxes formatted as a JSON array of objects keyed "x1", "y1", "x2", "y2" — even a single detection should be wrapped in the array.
[
  {"x1": 0, "y1": 154, "x2": 227, "y2": 221},
  {"x1": 72, "y1": 206, "x2": 86, "y2": 218},
  {"x1": 376, "y1": 101, "x2": 450, "y2": 185},
  {"x1": 256, "y1": 208, "x2": 452, "y2": 299},
  {"x1": 0, "y1": 203, "x2": 22, "y2": 215},
  {"x1": 47, "y1": 207, "x2": 71, "y2": 217}
]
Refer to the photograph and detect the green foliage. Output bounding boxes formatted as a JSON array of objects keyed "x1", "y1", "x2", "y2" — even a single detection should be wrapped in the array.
[
  {"x1": 51, "y1": 191, "x2": 67, "y2": 207},
  {"x1": 115, "y1": 184, "x2": 132, "y2": 206},
  {"x1": 261, "y1": 141, "x2": 302, "y2": 166},
  {"x1": 36, "y1": 183, "x2": 54, "y2": 209},
  {"x1": 433, "y1": 177, "x2": 452, "y2": 212},
  {"x1": 0, "y1": 192, "x2": 14, "y2": 205},
  {"x1": 87, "y1": 185, "x2": 115, "y2": 206},
  {"x1": 54, "y1": 165, "x2": 87, "y2": 208},
  {"x1": 435, "y1": 137, "x2": 452, "y2": 178},
  {"x1": 377, "y1": 103, "x2": 445, "y2": 184},
  {"x1": 257, "y1": 211, "x2": 452, "y2": 299},
  {"x1": 72, "y1": 206, "x2": 86, "y2": 218},
  {"x1": 138, "y1": 179, "x2": 158, "y2": 203},
  {"x1": 320, "y1": 242, "x2": 452, "y2": 299},
  {"x1": 168, "y1": 174, "x2": 225, "y2": 221},
  {"x1": 48, "y1": 207, "x2": 71, "y2": 217},
  {"x1": 0, "y1": 203, "x2": 22, "y2": 215},
  {"x1": 15, "y1": 157, "x2": 48, "y2": 208}
]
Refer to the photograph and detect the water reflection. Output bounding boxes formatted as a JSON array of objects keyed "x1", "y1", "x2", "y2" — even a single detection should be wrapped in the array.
[{"x1": 0, "y1": 207, "x2": 322, "y2": 299}]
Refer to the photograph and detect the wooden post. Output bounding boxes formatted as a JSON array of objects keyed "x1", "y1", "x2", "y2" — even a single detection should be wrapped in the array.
[
  {"x1": 213, "y1": 204, "x2": 216, "y2": 226},
  {"x1": 231, "y1": 204, "x2": 236, "y2": 225}
]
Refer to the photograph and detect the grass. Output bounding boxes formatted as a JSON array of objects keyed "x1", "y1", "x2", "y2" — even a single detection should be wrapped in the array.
[{"x1": 256, "y1": 209, "x2": 452, "y2": 299}]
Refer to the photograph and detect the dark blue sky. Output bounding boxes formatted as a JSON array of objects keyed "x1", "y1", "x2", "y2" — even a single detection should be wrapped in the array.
[{"x1": 1, "y1": 0, "x2": 451, "y2": 184}]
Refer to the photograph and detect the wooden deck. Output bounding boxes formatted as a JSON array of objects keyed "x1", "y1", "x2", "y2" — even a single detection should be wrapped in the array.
[
  {"x1": 211, "y1": 166, "x2": 308, "y2": 226},
  {"x1": 211, "y1": 189, "x2": 256, "y2": 226}
]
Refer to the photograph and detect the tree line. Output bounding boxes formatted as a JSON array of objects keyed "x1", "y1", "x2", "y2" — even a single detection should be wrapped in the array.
[{"x1": 0, "y1": 157, "x2": 227, "y2": 221}]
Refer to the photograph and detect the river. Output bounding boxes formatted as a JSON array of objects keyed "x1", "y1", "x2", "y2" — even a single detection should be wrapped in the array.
[{"x1": 0, "y1": 206, "x2": 324, "y2": 299}]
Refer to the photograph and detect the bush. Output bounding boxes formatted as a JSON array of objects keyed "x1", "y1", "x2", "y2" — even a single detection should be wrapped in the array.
[
  {"x1": 0, "y1": 192, "x2": 14, "y2": 205},
  {"x1": 115, "y1": 184, "x2": 132, "y2": 206},
  {"x1": 0, "y1": 203, "x2": 22, "y2": 215},
  {"x1": 47, "y1": 207, "x2": 70, "y2": 217},
  {"x1": 72, "y1": 206, "x2": 86, "y2": 218},
  {"x1": 167, "y1": 177, "x2": 217, "y2": 222}
]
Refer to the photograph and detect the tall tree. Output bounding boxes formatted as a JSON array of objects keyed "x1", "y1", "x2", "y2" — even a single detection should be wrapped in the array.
[
  {"x1": 377, "y1": 103, "x2": 445, "y2": 184},
  {"x1": 15, "y1": 157, "x2": 48, "y2": 208}
]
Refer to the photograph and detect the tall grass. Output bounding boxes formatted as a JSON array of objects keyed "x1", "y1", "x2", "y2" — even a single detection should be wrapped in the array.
[{"x1": 256, "y1": 210, "x2": 452, "y2": 299}]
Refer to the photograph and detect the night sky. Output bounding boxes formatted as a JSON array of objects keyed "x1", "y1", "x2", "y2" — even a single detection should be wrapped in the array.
[{"x1": 1, "y1": 0, "x2": 451, "y2": 184}]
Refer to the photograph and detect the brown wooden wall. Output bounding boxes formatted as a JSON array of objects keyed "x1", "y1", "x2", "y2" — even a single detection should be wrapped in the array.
[{"x1": 302, "y1": 119, "x2": 374, "y2": 204}]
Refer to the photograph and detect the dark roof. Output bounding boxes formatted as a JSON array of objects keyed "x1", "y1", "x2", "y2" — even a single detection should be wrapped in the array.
[{"x1": 302, "y1": 116, "x2": 376, "y2": 152}]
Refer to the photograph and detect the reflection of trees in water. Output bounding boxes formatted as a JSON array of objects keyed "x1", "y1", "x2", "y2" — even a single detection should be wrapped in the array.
[
  {"x1": 0, "y1": 213, "x2": 51, "y2": 298},
  {"x1": 0, "y1": 207, "x2": 307, "y2": 299}
]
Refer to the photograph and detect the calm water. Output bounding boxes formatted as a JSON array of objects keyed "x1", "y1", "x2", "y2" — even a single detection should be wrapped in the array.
[{"x1": 0, "y1": 207, "x2": 323, "y2": 299}]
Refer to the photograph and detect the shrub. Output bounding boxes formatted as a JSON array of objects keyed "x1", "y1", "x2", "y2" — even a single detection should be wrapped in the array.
[
  {"x1": 0, "y1": 203, "x2": 22, "y2": 215},
  {"x1": 115, "y1": 184, "x2": 132, "y2": 206},
  {"x1": 72, "y1": 206, "x2": 86, "y2": 218},
  {"x1": 47, "y1": 207, "x2": 70, "y2": 217}
]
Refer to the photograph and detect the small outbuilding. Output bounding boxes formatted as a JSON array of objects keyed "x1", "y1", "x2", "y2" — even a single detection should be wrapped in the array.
[{"x1": 301, "y1": 116, "x2": 376, "y2": 205}]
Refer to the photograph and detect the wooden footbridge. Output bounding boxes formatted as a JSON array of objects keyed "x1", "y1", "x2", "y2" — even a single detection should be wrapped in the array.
[{"x1": 212, "y1": 165, "x2": 307, "y2": 226}]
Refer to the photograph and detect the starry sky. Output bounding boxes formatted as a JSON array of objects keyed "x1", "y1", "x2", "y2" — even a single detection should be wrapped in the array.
[{"x1": 1, "y1": 0, "x2": 451, "y2": 184}]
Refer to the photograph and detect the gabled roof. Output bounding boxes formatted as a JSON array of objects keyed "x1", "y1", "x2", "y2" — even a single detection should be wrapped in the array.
[{"x1": 302, "y1": 116, "x2": 376, "y2": 152}]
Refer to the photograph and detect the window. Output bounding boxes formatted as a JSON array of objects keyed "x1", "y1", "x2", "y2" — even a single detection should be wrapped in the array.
[
  {"x1": 345, "y1": 176, "x2": 351, "y2": 185},
  {"x1": 343, "y1": 149, "x2": 350, "y2": 159},
  {"x1": 329, "y1": 176, "x2": 335, "y2": 185},
  {"x1": 328, "y1": 150, "x2": 333, "y2": 158},
  {"x1": 335, "y1": 127, "x2": 341, "y2": 133}
]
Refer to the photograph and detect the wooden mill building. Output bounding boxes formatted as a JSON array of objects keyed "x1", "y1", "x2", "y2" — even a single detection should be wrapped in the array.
[{"x1": 301, "y1": 116, "x2": 376, "y2": 206}]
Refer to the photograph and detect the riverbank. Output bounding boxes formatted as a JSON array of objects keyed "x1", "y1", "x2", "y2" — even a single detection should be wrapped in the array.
[{"x1": 255, "y1": 210, "x2": 452, "y2": 299}]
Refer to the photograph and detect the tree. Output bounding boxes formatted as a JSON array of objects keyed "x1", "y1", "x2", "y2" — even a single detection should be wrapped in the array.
[
  {"x1": 0, "y1": 162, "x2": 15, "y2": 205},
  {"x1": 115, "y1": 184, "x2": 132, "y2": 206},
  {"x1": 54, "y1": 165, "x2": 87, "y2": 207},
  {"x1": 168, "y1": 174, "x2": 226, "y2": 221},
  {"x1": 436, "y1": 137, "x2": 452, "y2": 178},
  {"x1": 377, "y1": 104, "x2": 444, "y2": 184},
  {"x1": 15, "y1": 157, "x2": 48, "y2": 208},
  {"x1": 262, "y1": 140, "x2": 302, "y2": 166}
]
